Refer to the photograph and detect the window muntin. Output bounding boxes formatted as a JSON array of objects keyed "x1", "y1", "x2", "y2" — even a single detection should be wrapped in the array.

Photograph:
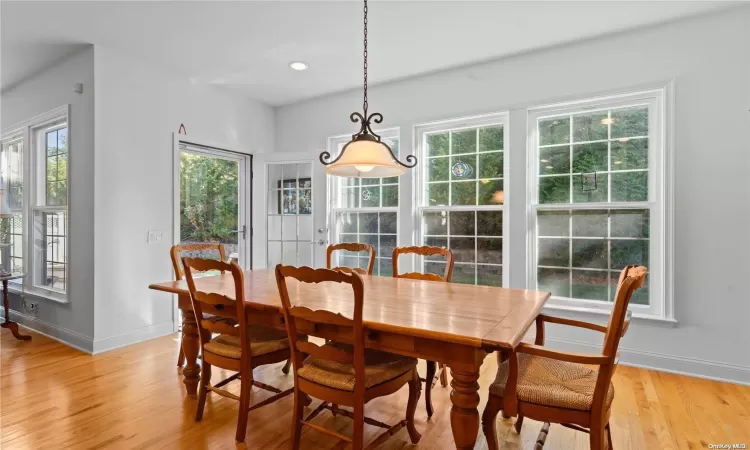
[
  {"x1": 529, "y1": 91, "x2": 663, "y2": 316},
  {"x1": 328, "y1": 131, "x2": 399, "y2": 276},
  {"x1": 416, "y1": 114, "x2": 508, "y2": 287}
]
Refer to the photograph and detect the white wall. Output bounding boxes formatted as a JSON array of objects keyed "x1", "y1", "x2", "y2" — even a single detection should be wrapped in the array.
[
  {"x1": 275, "y1": 8, "x2": 750, "y2": 384},
  {"x1": 92, "y1": 45, "x2": 274, "y2": 352},
  {"x1": 0, "y1": 47, "x2": 96, "y2": 350}
]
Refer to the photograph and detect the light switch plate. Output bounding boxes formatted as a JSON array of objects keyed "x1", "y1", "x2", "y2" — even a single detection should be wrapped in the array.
[{"x1": 147, "y1": 230, "x2": 164, "y2": 244}]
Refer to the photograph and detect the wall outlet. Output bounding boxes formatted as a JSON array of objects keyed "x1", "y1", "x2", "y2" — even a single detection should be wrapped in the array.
[
  {"x1": 147, "y1": 230, "x2": 164, "y2": 244},
  {"x1": 22, "y1": 297, "x2": 39, "y2": 317}
]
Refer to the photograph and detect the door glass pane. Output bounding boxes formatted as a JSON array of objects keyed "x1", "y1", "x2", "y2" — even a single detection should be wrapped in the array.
[
  {"x1": 267, "y1": 162, "x2": 313, "y2": 267},
  {"x1": 179, "y1": 151, "x2": 240, "y2": 259}
]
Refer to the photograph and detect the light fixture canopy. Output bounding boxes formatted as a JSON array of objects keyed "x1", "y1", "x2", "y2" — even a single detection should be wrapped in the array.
[
  {"x1": 289, "y1": 61, "x2": 308, "y2": 71},
  {"x1": 319, "y1": 0, "x2": 416, "y2": 178}
]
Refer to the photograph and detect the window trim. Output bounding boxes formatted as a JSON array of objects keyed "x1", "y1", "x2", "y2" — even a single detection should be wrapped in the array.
[
  {"x1": 413, "y1": 112, "x2": 510, "y2": 287},
  {"x1": 1, "y1": 105, "x2": 70, "y2": 303},
  {"x1": 526, "y1": 87, "x2": 673, "y2": 320},
  {"x1": 327, "y1": 129, "x2": 400, "y2": 275}
]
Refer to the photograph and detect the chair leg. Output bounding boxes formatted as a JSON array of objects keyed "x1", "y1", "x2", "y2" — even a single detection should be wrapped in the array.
[
  {"x1": 481, "y1": 394, "x2": 503, "y2": 450},
  {"x1": 405, "y1": 370, "x2": 422, "y2": 444},
  {"x1": 535, "y1": 422, "x2": 550, "y2": 449},
  {"x1": 177, "y1": 345, "x2": 185, "y2": 367},
  {"x1": 281, "y1": 358, "x2": 292, "y2": 374},
  {"x1": 439, "y1": 363, "x2": 448, "y2": 387},
  {"x1": 290, "y1": 387, "x2": 304, "y2": 450},
  {"x1": 514, "y1": 414, "x2": 524, "y2": 433},
  {"x1": 235, "y1": 369, "x2": 253, "y2": 443},
  {"x1": 589, "y1": 423, "x2": 606, "y2": 450},
  {"x1": 606, "y1": 423, "x2": 613, "y2": 450},
  {"x1": 425, "y1": 360, "x2": 436, "y2": 417},
  {"x1": 195, "y1": 362, "x2": 211, "y2": 421},
  {"x1": 352, "y1": 403, "x2": 365, "y2": 450}
]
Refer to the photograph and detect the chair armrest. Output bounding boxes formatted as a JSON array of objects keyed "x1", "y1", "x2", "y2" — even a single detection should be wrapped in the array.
[
  {"x1": 517, "y1": 343, "x2": 610, "y2": 365},
  {"x1": 538, "y1": 314, "x2": 608, "y2": 333}
]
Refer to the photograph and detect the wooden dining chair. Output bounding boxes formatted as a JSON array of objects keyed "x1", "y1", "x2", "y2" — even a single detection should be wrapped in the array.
[
  {"x1": 275, "y1": 265, "x2": 422, "y2": 450},
  {"x1": 170, "y1": 243, "x2": 226, "y2": 367},
  {"x1": 482, "y1": 265, "x2": 648, "y2": 450},
  {"x1": 327, "y1": 243, "x2": 376, "y2": 275},
  {"x1": 183, "y1": 258, "x2": 297, "y2": 444},
  {"x1": 391, "y1": 245, "x2": 455, "y2": 417}
]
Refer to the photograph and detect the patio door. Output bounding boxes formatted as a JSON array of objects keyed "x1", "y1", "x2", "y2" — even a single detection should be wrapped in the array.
[{"x1": 176, "y1": 140, "x2": 251, "y2": 268}]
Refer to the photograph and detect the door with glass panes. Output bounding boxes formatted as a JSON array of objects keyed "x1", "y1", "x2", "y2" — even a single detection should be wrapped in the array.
[{"x1": 265, "y1": 162, "x2": 317, "y2": 267}]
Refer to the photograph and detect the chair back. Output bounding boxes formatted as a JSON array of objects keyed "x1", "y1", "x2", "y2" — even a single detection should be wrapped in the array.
[
  {"x1": 183, "y1": 258, "x2": 247, "y2": 356},
  {"x1": 602, "y1": 265, "x2": 647, "y2": 357},
  {"x1": 590, "y1": 265, "x2": 647, "y2": 415},
  {"x1": 171, "y1": 243, "x2": 226, "y2": 280},
  {"x1": 326, "y1": 243, "x2": 376, "y2": 275},
  {"x1": 275, "y1": 265, "x2": 366, "y2": 395},
  {"x1": 392, "y1": 246, "x2": 454, "y2": 282}
]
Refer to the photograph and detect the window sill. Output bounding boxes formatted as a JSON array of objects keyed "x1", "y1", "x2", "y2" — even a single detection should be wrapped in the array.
[
  {"x1": 542, "y1": 303, "x2": 678, "y2": 327},
  {"x1": 7, "y1": 284, "x2": 68, "y2": 304}
]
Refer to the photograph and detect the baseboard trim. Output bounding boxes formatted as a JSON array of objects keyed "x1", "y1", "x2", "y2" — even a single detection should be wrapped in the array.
[
  {"x1": 92, "y1": 321, "x2": 175, "y2": 354},
  {"x1": 546, "y1": 337, "x2": 750, "y2": 386},
  {"x1": 1, "y1": 310, "x2": 94, "y2": 353}
]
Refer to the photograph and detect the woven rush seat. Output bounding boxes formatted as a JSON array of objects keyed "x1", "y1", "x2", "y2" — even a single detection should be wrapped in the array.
[
  {"x1": 490, "y1": 353, "x2": 614, "y2": 412},
  {"x1": 203, "y1": 326, "x2": 289, "y2": 359},
  {"x1": 298, "y1": 343, "x2": 417, "y2": 391}
]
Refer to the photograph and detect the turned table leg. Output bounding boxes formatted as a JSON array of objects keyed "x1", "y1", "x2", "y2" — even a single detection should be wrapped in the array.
[
  {"x1": 180, "y1": 306, "x2": 201, "y2": 396},
  {"x1": 449, "y1": 367, "x2": 482, "y2": 450},
  {"x1": 1, "y1": 279, "x2": 31, "y2": 341}
]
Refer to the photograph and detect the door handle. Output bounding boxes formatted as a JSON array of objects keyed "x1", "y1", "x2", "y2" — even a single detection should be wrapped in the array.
[
  {"x1": 231, "y1": 225, "x2": 247, "y2": 240},
  {"x1": 317, "y1": 239, "x2": 327, "y2": 246}
]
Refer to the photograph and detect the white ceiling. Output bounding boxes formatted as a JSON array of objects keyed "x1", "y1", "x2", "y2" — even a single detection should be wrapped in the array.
[{"x1": 1, "y1": 1, "x2": 733, "y2": 106}]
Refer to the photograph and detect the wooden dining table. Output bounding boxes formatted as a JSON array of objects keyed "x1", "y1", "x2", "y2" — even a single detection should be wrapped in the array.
[{"x1": 149, "y1": 269, "x2": 550, "y2": 449}]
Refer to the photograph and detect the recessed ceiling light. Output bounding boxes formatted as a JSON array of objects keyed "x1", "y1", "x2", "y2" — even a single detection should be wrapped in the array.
[
  {"x1": 601, "y1": 117, "x2": 614, "y2": 125},
  {"x1": 289, "y1": 61, "x2": 308, "y2": 71},
  {"x1": 545, "y1": 165, "x2": 554, "y2": 169},
  {"x1": 540, "y1": 159, "x2": 549, "y2": 163}
]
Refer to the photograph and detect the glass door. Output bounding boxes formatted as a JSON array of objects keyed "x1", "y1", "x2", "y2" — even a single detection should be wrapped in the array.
[
  {"x1": 266, "y1": 162, "x2": 314, "y2": 267},
  {"x1": 178, "y1": 142, "x2": 250, "y2": 267}
]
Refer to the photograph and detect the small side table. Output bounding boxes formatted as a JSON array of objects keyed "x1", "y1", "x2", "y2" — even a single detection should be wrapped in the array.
[{"x1": 1, "y1": 273, "x2": 31, "y2": 341}]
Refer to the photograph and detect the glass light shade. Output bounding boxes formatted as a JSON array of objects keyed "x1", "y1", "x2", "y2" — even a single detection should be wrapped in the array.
[{"x1": 324, "y1": 139, "x2": 406, "y2": 178}]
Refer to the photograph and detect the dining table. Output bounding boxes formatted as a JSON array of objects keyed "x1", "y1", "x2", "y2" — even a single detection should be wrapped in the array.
[{"x1": 149, "y1": 268, "x2": 550, "y2": 449}]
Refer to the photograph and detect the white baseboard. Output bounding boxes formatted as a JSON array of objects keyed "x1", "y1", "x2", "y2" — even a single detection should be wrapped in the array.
[
  {"x1": 1, "y1": 310, "x2": 94, "y2": 353},
  {"x1": 1, "y1": 310, "x2": 175, "y2": 355},
  {"x1": 92, "y1": 321, "x2": 175, "y2": 354},
  {"x1": 546, "y1": 337, "x2": 750, "y2": 386}
]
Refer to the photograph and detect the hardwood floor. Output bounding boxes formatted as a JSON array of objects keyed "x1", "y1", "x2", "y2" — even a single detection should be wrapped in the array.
[{"x1": 2, "y1": 328, "x2": 749, "y2": 449}]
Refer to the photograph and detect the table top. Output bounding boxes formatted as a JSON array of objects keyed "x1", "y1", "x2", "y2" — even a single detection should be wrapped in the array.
[
  {"x1": 0, "y1": 272, "x2": 25, "y2": 282},
  {"x1": 149, "y1": 269, "x2": 550, "y2": 350}
]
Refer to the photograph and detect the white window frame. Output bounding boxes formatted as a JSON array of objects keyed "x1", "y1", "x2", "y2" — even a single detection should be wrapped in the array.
[
  {"x1": 527, "y1": 88, "x2": 673, "y2": 320},
  {"x1": 0, "y1": 105, "x2": 70, "y2": 303},
  {"x1": 414, "y1": 112, "x2": 510, "y2": 287},
  {"x1": 327, "y1": 128, "x2": 400, "y2": 275}
]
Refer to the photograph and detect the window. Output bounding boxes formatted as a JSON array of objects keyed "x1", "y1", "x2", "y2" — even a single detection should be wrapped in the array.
[
  {"x1": 415, "y1": 114, "x2": 508, "y2": 286},
  {"x1": 528, "y1": 90, "x2": 666, "y2": 318},
  {"x1": 0, "y1": 137, "x2": 24, "y2": 279},
  {"x1": 0, "y1": 106, "x2": 69, "y2": 301},
  {"x1": 328, "y1": 130, "x2": 399, "y2": 276}
]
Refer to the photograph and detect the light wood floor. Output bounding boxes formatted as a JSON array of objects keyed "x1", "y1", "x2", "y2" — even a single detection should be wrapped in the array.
[{"x1": 2, "y1": 328, "x2": 749, "y2": 450}]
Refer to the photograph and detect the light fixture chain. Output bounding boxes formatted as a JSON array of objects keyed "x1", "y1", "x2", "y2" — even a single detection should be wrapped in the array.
[{"x1": 363, "y1": 0, "x2": 368, "y2": 118}]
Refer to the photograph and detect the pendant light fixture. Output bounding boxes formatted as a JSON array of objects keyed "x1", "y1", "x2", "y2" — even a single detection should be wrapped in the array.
[{"x1": 319, "y1": 0, "x2": 417, "y2": 178}]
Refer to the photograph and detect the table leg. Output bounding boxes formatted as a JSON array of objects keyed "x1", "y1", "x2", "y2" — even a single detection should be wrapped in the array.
[
  {"x1": 449, "y1": 367, "x2": 481, "y2": 450},
  {"x1": 1, "y1": 279, "x2": 31, "y2": 341},
  {"x1": 180, "y1": 307, "x2": 200, "y2": 396}
]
